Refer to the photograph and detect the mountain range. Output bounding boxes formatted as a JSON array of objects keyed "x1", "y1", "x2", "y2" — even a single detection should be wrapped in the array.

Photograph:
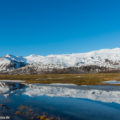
[{"x1": 1, "y1": 48, "x2": 120, "y2": 74}]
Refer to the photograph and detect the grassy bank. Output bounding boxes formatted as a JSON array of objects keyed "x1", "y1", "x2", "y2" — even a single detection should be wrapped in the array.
[{"x1": 0, "y1": 73, "x2": 120, "y2": 85}]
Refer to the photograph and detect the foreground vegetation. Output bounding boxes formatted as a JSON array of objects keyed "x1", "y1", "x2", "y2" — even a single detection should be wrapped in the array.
[{"x1": 0, "y1": 73, "x2": 120, "y2": 85}]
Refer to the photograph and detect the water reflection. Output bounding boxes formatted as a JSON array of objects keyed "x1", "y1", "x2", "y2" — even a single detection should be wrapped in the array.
[{"x1": 0, "y1": 81, "x2": 120, "y2": 120}]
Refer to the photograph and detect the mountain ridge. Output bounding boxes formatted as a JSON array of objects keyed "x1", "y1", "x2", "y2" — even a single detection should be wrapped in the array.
[{"x1": 0, "y1": 48, "x2": 120, "y2": 74}]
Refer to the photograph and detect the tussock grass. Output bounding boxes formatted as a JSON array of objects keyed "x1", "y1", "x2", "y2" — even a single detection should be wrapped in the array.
[{"x1": 0, "y1": 73, "x2": 120, "y2": 85}]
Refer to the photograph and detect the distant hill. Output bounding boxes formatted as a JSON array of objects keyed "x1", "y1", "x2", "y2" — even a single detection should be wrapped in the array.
[{"x1": 1, "y1": 48, "x2": 120, "y2": 74}]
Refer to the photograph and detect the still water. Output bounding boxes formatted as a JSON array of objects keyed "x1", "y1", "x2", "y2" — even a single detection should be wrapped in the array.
[{"x1": 0, "y1": 81, "x2": 120, "y2": 120}]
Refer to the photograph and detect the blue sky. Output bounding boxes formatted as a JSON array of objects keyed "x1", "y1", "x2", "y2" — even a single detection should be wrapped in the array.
[{"x1": 0, "y1": 0, "x2": 120, "y2": 56}]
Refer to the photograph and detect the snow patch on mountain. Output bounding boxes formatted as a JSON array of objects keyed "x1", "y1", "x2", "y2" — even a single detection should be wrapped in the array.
[
  {"x1": 0, "y1": 48, "x2": 120, "y2": 73},
  {"x1": 25, "y1": 48, "x2": 120, "y2": 68},
  {"x1": 5, "y1": 54, "x2": 26, "y2": 63},
  {"x1": 0, "y1": 54, "x2": 26, "y2": 72}
]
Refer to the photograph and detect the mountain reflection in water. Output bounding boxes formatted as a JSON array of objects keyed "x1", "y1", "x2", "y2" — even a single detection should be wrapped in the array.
[{"x1": 0, "y1": 81, "x2": 120, "y2": 120}]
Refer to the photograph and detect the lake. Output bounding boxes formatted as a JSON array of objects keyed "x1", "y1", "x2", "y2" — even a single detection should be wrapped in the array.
[{"x1": 0, "y1": 81, "x2": 120, "y2": 120}]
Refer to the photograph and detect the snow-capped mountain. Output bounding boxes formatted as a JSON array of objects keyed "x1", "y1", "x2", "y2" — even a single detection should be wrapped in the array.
[
  {"x1": 25, "y1": 48, "x2": 120, "y2": 68},
  {"x1": 0, "y1": 54, "x2": 26, "y2": 72},
  {"x1": 1, "y1": 48, "x2": 120, "y2": 74}
]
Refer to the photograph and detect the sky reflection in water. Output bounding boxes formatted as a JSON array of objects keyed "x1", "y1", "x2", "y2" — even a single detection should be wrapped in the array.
[{"x1": 0, "y1": 82, "x2": 120, "y2": 120}]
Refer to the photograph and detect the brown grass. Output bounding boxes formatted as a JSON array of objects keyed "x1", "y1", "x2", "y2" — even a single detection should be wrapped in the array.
[{"x1": 0, "y1": 73, "x2": 120, "y2": 85}]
